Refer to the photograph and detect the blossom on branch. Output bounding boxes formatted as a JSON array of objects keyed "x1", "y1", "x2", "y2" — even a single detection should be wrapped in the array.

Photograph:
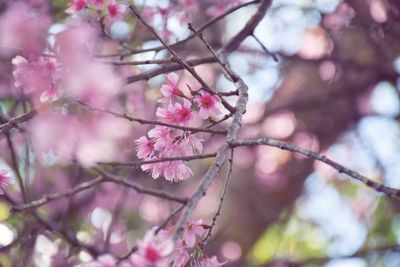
[
  {"x1": 183, "y1": 219, "x2": 205, "y2": 248},
  {"x1": 195, "y1": 91, "x2": 222, "y2": 120},
  {"x1": 159, "y1": 72, "x2": 183, "y2": 102}
]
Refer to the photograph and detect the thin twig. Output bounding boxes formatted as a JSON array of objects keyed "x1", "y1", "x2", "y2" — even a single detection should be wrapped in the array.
[
  {"x1": 231, "y1": 138, "x2": 400, "y2": 199},
  {"x1": 251, "y1": 33, "x2": 279, "y2": 62},
  {"x1": 103, "y1": 0, "x2": 262, "y2": 58},
  {"x1": 128, "y1": 5, "x2": 236, "y2": 113},
  {"x1": 94, "y1": 168, "x2": 188, "y2": 204},
  {"x1": 99, "y1": 153, "x2": 217, "y2": 167},
  {"x1": 78, "y1": 102, "x2": 227, "y2": 135}
]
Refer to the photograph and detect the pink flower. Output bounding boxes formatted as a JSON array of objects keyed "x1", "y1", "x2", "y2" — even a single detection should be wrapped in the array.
[
  {"x1": 141, "y1": 162, "x2": 166, "y2": 180},
  {"x1": 140, "y1": 143, "x2": 193, "y2": 182},
  {"x1": 148, "y1": 126, "x2": 173, "y2": 150},
  {"x1": 156, "y1": 103, "x2": 177, "y2": 124},
  {"x1": 0, "y1": 170, "x2": 12, "y2": 190},
  {"x1": 66, "y1": 0, "x2": 87, "y2": 14},
  {"x1": 171, "y1": 242, "x2": 190, "y2": 267},
  {"x1": 162, "y1": 160, "x2": 192, "y2": 182},
  {"x1": 135, "y1": 137, "x2": 155, "y2": 159},
  {"x1": 182, "y1": 134, "x2": 204, "y2": 154},
  {"x1": 196, "y1": 91, "x2": 222, "y2": 120},
  {"x1": 131, "y1": 228, "x2": 174, "y2": 267},
  {"x1": 174, "y1": 99, "x2": 194, "y2": 126},
  {"x1": 200, "y1": 256, "x2": 225, "y2": 267},
  {"x1": 159, "y1": 73, "x2": 182, "y2": 102},
  {"x1": 161, "y1": 144, "x2": 192, "y2": 182},
  {"x1": 157, "y1": 99, "x2": 193, "y2": 126},
  {"x1": 183, "y1": 219, "x2": 205, "y2": 248},
  {"x1": 107, "y1": 0, "x2": 126, "y2": 20}
]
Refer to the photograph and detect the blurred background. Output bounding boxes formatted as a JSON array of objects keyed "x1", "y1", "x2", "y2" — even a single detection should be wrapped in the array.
[{"x1": 1, "y1": 0, "x2": 400, "y2": 266}]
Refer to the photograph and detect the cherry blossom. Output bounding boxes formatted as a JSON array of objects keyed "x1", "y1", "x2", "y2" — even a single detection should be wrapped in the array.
[
  {"x1": 135, "y1": 137, "x2": 155, "y2": 159},
  {"x1": 131, "y1": 228, "x2": 174, "y2": 267},
  {"x1": 183, "y1": 219, "x2": 205, "y2": 248},
  {"x1": 182, "y1": 134, "x2": 204, "y2": 154},
  {"x1": 162, "y1": 159, "x2": 192, "y2": 182},
  {"x1": 195, "y1": 91, "x2": 222, "y2": 120},
  {"x1": 174, "y1": 99, "x2": 194, "y2": 126},
  {"x1": 107, "y1": 0, "x2": 126, "y2": 20},
  {"x1": 159, "y1": 72, "x2": 182, "y2": 102},
  {"x1": 157, "y1": 99, "x2": 194, "y2": 126},
  {"x1": 148, "y1": 126, "x2": 173, "y2": 151},
  {"x1": 171, "y1": 242, "x2": 190, "y2": 267},
  {"x1": 66, "y1": 0, "x2": 88, "y2": 14}
]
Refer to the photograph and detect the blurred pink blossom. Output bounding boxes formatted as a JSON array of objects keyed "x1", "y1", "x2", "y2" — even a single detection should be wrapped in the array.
[
  {"x1": 107, "y1": 0, "x2": 126, "y2": 20},
  {"x1": 0, "y1": 2, "x2": 51, "y2": 56},
  {"x1": 30, "y1": 112, "x2": 130, "y2": 167},
  {"x1": 66, "y1": 0, "x2": 88, "y2": 14},
  {"x1": 131, "y1": 228, "x2": 174, "y2": 267}
]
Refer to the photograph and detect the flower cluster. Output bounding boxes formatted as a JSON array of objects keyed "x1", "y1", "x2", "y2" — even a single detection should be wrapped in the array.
[
  {"x1": 86, "y1": 221, "x2": 224, "y2": 267},
  {"x1": 66, "y1": 0, "x2": 126, "y2": 20},
  {"x1": 135, "y1": 73, "x2": 224, "y2": 182}
]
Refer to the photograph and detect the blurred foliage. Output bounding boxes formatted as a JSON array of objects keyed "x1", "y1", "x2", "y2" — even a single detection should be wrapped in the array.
[{"x1": 249, "y1": 214, "x2": 327, "y2": 265}]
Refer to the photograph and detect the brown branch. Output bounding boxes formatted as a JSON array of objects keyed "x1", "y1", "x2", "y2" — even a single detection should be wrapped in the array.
[
  {"x1": 231, "y1": 138, "x2": 400, "y2": 199},
  {"x1": 128, "y1": 5, "x2": 236, "y2": 113},
  {"x1": 12, "y1": 176, "x2": 105, "y2": 212},
  {"x1": 94, "y1": 168, "x2": 188, "y2": 204},
  {"x1": 172, "y1": 0, "x2": 272, "y2": 244},
  {"x1": 78, "y1": 101, "x2": 227, "y2": 135},
  {"x1": 224, "y1": 0, "x2": 273, "y2": 53},
  {"x1": 108, "y1": 56, "x2": 175, "y2": 65},
  {"x1": 99, "y1": 153, "x2": 217, "y2": 167},
  {"x1": 5, "y1": 133, "x2": 27, "y2": 202},
  {"x1": 0, "y1": 110, "x2": 36, "y2": 134},
  {"x1": 103, "y1": 0, "x2": 262, "y2": 58},
  {"x1": 125, "y1": 56, "x2": 217, "y2": 83},
  {"x1": 12, "y1": 168, "x2": 188, "y2": 212}
]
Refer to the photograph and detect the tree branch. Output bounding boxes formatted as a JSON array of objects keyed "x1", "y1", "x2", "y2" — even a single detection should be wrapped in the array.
[{"x1": 231, "y1": 138, "x2": 400, "y2": 199}]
